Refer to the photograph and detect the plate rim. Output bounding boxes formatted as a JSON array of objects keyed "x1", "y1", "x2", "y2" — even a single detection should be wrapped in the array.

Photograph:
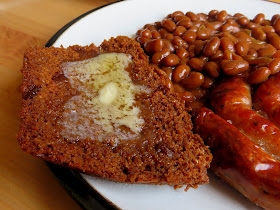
[{"x1": 45, "y1": 1, "x2": 124, "y2": 209}]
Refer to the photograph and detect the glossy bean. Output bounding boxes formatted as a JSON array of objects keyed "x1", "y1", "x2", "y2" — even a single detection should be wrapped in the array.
[
  {"x1": 235, "y1": 41, "x2": 249, "y2": 56},
  {"x1": 203, "y1": 37, "x2": 221, "y2": 56},
  {"x1": 188, "y1": 58, "x2": 205, "y2": 71},
  {"x1": 247, "y1": 67, "x2": 271, "y2": 84},
  {"x1": 163, "y1": 54, "x2": 180, "y2": 66},
  {"x1": 222, "y1": 60, "x2": 249, "y2": 75},
  {"x1": 268, "y1": 58, "x2": 280, "y2": 74},
  {"x1": 205, "y1": 61, "x2": 220, "y2": 78},
  {"x1": 172, "y1": 64, "x2": 191, "y2": 82},
  {"x1": 181, "y1": 71, "x2": 205, "y2": 89}
]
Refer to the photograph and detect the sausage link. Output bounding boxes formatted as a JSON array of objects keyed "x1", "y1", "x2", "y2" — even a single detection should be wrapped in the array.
[
  {"x1": 210, "y1": 77, "x2": 280, "y2": 160},
  {"x1": 254, "y1": 73, "x2": 280, "y2": 129},
  {"x1": 194, "y1": 107, "x2": 280, "y2": 210}
]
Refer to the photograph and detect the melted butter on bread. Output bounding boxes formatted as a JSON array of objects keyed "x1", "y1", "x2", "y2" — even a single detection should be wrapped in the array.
[{"x1": 60, "y1": 53, "x2": 149, "y2": 141}]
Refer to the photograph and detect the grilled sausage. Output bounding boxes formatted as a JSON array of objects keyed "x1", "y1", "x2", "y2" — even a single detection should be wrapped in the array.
[{"x1": 195, "y1": 107, "x2": 280, "y2": 210}]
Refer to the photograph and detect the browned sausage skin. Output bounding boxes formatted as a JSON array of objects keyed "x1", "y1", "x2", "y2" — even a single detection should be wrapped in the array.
[
  {"x1": 254, "y1": 72, "x2": 280, "y2": 129},
  {"x1": 210, "y1": 77, "x2": 280, "y2": 161},
  {"x1": 195, "y1": 108, "x2": 280, "y2": 210}
]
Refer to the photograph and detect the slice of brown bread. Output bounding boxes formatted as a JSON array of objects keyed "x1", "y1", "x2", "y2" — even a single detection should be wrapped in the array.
[{"x1": 18, "y1": 36, "x2": 212, "y2": 189}]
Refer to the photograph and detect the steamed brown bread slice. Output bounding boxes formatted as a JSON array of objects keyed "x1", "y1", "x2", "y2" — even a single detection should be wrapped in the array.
[{"x1": 18, "y1": 36, "x2": 212, "y2": 189}]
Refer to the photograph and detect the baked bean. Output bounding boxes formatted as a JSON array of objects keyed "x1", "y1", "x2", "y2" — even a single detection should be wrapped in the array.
[
  {"x1": 174, "y1": 26, "x2": 187, "y2": 36},
  {"x1": 163, "y1": 54, "x2": 180, "y2": 67},
  {"x1": 154, "y1": 21, "x2": 162, "y2": 29},
  {"x1": 188, "y1": 26, "x2": 199, "y2": 32},
  {"x1": 151, "y1": 49, "x2": 170, "y2": 64},
  {"x1": 223, "y1": 49, "x2": 233, "y2": 60},
  {"x1": 222, "y1": 23, "x2": 240, "y2": 33},
  {"x1": 247, "y1": 57, "x2": 273, "y2": 65},
  {"x1": 177, "y1": 18, "x2": 193, "y2": 28},
  {"x1": 161, "y1": 19, "x2": 177, "y2": 32},
  {"x1": 251, "y1": 27, "x2": 266, "y2": 41},
  {"x1": 173, "y1": 15, "x2": 190, "y2": 23},
  {"x1": 272, "y1": 14, "x2": 280, "y2": 24},
  {"x1": 248, "y1": 49, "x2": 258, "y2": 57},
  {"x1": 253, "y1": 13, "x2": 265, "y2": 24},
  {"x1": 221, "y1": 31, "x2": 238, "y2": 44},
  {"x1": 205, "y1": 23, "x2": 215, "y2": 35},
  {"x1": 151, "y1": 30, "x2": 161, "y2": 39},
  {"x1": 268, "y1": 58, "x2": 280, "y2": 74},
  {"x1": 181, "y1": 71, "x2": 205, "y2": 89},
  {"x1": 158, "y1": 28, "x2": 168, "y2": 38},
  {"x1": 232, "y1": 53, "x2": 243, "y2": 60},
  {"x1": 258, "y1": 45, "x2": 277, "y2": 57},
  {"x1": 234, "y1": 13, "x2": 244, "y2": 18},
  {"x1": 188, "y1": 57, "x2": 205, "y2": 71},
  {"x1": 162, "y1": 39, "x2": 175, "y2": 52},
  {"x1": 136, "y1": 29, "x2": 143, "y2": 36},
  {"x1": 203, "y1": 37, "x2": 220, "y2": 56},
  {"x1": 210, "y1": 49, "x2": 223, "y2": 60},
  {"x1": 216, "y1": 10, "x2": 228, "y2": 22},
  {"x1": 140, "y1": 29, "x2": 152, "y2": 39},
  {"x1": 144, "y1": 39, "x2": 164, "y2": 53},
  {"x1": 136, "y1": 36, "x2": 149, "y2": 47},
  {"x1": 209, "y1": 10, "x2": 219, "y2": 17},
  {"x1": 249, "y1": 43, "x2": 265, "y2": 51},
  {"x1": 164, "y1": 33, "x2": 174, "y2": 41},
  {"x1": 179, "y1": 91, "x2": 195, "y2": 103},
  {"x1": 238, "y1": 16, "x2": 250, "y2": 26},
  {"x1": 178, "y1": 57, "x2": 189, "y2": 65},
  {"x1": 171, "y1": 11, "x2": 184, "y2": 18},
  {"x1": 262, "y1": 25, "x2": 275, "y2": 34},
  {"x1": 186, "y1": 11, "x2": 198, "y2": 21},
  {"x1": 234, "y1": 31, "x2": 252, "y2": 43},
  {"x1": 268, "y1": 34, "x2": 280, "y2": 50},
  {"x1": 172, "y1": 36, "x2": 188, "y2": 49},
  {"x1": 261, "y1": 20, "x2": 272, "y2": 26},
  {"x1": 173, "y1": 83, "x2": 185, "y2": 93},
  {"x1": 188, "y1": 45, "x2": 196, "y2": 58},
  {"x1": 205, "y1": 61, "x2": 220, "y2": 78},
  {"x1": 197, "y1": 13, "x2": 207, "y2": 22},
  {"x1": 197, "y1": 28, "x2": 211, "y2": 40},
  {"x1": 235, "y1": 41, "x2": 249, "y2": 56},
  {"x1": 192, "y1": 21, "x2": 203, "y2": 28},
  {"x1": 172, "y1": 64, "x2": 191, "y2": 82},
  {"x1": 247, "y1": 22, "x2": 260, "y2": 30},
  {"x1": 201, "y1": 76, "x2": 214, "y2": 89},
  {"x1": 145, "y1": 24, "x2": 157, "y2": 31},
  {"x1": 273, "y1": 50, "x2": 280, "y2": 58},
  {"x1": 220, "y1": 37, "x2": 235, "y2": 52},
  {"x1": 242, "y1": 55, "x2": 257, "y2": 62},
  {"x1": 222, "y1": 60, "x2": 249, "y2": 75},
  {"x1": 273, "y1": 16, "x2": 280, "y2": 33},
  {"x1": 211, "y1": 21, "x2": 223, "y2": 31},
  {"x1": 176, "y1": 48, "x2": 189, "y2": 59},
  {"x1": 247, "y1": 67, "x2": 271, "y2": 84},
  {"x1": 195, "y1": 41, "x2": 207, "y2": 55},
  {"x1": 182, "y1": 30, "x2": 197, "y2": 43}
]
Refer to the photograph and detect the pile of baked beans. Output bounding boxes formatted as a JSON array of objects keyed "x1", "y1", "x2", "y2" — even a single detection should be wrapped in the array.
[{"x1": 135, "y1": 10, "x2": 280, "y2": 111}]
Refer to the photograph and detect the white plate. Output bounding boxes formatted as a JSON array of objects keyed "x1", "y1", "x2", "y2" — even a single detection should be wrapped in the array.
[{"x1": 49, "y1": 0, "x2": 279, "y2": 209}]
